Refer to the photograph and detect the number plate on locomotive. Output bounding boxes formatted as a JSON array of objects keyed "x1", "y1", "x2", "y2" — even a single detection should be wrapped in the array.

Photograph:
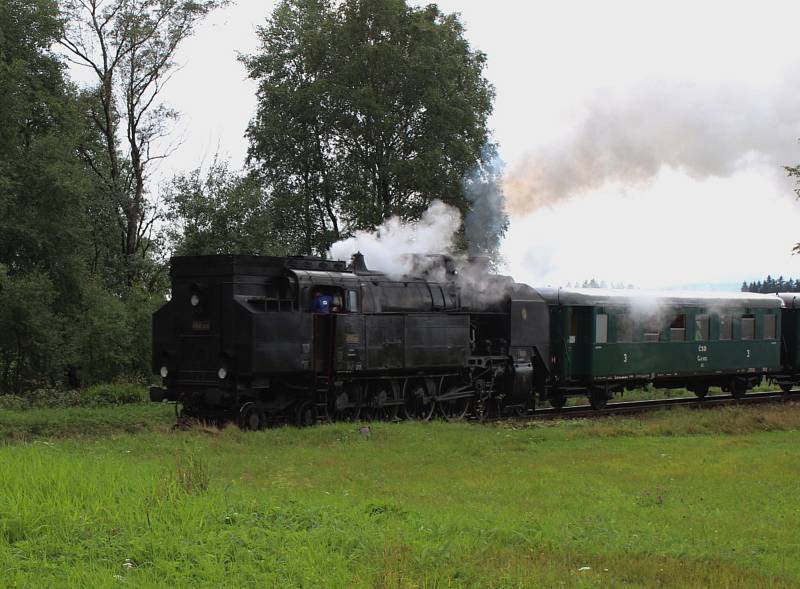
[{"x1": 192, "y1": 319, "x2": 210, "y2": 331}]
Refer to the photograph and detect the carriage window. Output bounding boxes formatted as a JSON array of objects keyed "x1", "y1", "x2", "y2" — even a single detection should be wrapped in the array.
[
  {"x1": 719, "y1": 314, "x2": 732, "y2": 340},
  {"x1": 741, "y1": 314, "x2": 755, "y2": 341},
  {"x1": 763, "y1": 314, "x2": 776, "y2": 340},
  {"x1": 347, "y1": 290, "x2": 359, "y2": 313},
  {"x1": 643, "y1": 317, "x2": 661, "y2": 343},
  {"x1": 670, "y1": 314, "x2": 686, "y2": 342},
  {"x1": 616, "y1": 314, "x2": 633, "y2": 342},
  {"x1": 595, "y1": 313, "x2": 608, "y2": 344},
  {"x1": 695, "y1": 314, "x2": 710, "y2": 341},
  {"x1": 569, "y1": 311, "x2": 578, "y2": 344}
]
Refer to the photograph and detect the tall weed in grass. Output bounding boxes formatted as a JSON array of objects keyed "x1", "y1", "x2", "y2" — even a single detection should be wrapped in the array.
[{"x1": 174, "y1": 446, "x2": 210, "y2": 495}]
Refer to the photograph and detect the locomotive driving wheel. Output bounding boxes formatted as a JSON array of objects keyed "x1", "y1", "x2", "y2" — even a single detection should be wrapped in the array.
[
  {"x1": 438, "y1": 377, "x2": 472, "y2": 421},
  {"x1": 368, "y1": 380, "x2": 401, "y2": 422},
  {"x1": 403, "y1": 378, "x2": 436, "y2": 421},
  {"x1": 333, "y1": 382, "x2": 363, "y2": 422}
]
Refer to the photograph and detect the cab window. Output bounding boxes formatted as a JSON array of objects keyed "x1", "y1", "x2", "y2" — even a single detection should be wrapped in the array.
[{"x1": 347, "y1": 290, "x2": 359, "y2": 312}]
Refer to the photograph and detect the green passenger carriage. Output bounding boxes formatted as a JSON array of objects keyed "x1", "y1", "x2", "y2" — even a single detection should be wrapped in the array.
[{"x1": 537, "y1": 288, "x2": 783, "y2": 409}]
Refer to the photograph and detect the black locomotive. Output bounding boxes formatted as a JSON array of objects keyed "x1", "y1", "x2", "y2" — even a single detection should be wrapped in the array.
[{"x1": 150, "y1": 254, "x2": 550, "y2": 427}]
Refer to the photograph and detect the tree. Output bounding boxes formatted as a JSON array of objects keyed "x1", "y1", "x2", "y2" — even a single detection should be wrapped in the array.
[
  {"x1": 787, "y1": 165, "x2": 800, "y2": 254},
  {"x1": 0, "y1": 268, "x2": 64, "y2": 394},
  {"x1": 59, "y1": 0, "x2": 223, "y2": 286},
  {"x1": 164, "y1": 160, "x2": 289, "y2": 256},
  {"x1": 0, "y1": 0, "x2": 98, "y2": 392},
  {"x1": 0, "y1": 0, "x2": 90, "y2": 291},
  {"x1": 243, "y1": 0, "x2": 495, "y2": 254},
  {"x1": 742, "y1": 276, "x2": 800, "y2": 293}
]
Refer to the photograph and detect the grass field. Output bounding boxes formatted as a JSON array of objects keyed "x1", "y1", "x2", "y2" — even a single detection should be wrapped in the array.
[{"x1": 1, "y1": 403, "x2": 800, "y2": 588}]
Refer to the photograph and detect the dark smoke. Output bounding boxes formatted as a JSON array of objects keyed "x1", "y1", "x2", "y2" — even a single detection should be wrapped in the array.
[
  {"x1": 464, "y1": 144, "x2": 509, "y2": 262},
  {"x1": 504, "y1": 72, "x2": 800, "y2": 214}
]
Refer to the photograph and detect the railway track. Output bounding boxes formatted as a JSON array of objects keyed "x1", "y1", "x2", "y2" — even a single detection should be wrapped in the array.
[{"x1": 522, "y1": 389, "x2": 800, "y2": 421}]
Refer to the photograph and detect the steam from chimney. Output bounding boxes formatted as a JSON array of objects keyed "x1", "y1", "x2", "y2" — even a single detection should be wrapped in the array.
[
  {"x1": 503, "y1": 74, "x2": 800, "y2": 214},
  {"x1": 329, "y1": 200, "x2": 461, "y2": 278}
]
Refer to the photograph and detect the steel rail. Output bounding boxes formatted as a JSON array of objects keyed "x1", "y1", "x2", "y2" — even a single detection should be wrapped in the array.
[{"x1": 522, "y1": 389, "x2": 800, "y2": 421}]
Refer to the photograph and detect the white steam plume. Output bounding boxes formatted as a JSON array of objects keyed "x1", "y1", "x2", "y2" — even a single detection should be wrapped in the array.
[
  {"x1": 329, "y1": 200, "x2": 461, "y2": 277},
  {"x1": 504, "y1": 72, "x2": 800, "y2": 214}
]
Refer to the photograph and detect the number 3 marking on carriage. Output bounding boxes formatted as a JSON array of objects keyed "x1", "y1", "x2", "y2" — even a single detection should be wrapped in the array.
[
  {"x1": 623, "y1": 353, "x2": 628, "y2": 364},
  {"x1": 746, "y1": 349, "x2": 751, "y2": 359}
]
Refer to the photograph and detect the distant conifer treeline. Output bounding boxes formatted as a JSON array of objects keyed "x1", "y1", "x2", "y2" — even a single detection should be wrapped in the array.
[
  {"x1": 566, "y1": 280, "x2": 635, "y2": 289},
  {"x1": 741, "y1": 276, "x2": 800, "y2": 293}
]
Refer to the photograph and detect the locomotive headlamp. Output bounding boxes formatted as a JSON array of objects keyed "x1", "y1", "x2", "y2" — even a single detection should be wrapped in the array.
[
  {"x1": 218, "y1": 367, "x2": 228, "y2": 380},
  {"x1": 190, "y1": 294, "x2": 200, "y2": 307},
  {"x1": 160, "y1": 366, "x2": 169, "y2": 378}
]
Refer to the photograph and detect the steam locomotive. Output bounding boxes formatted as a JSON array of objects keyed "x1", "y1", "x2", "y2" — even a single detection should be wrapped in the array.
[{"x1": 149, "y1": 254, "x2": 799, "y2": 427}]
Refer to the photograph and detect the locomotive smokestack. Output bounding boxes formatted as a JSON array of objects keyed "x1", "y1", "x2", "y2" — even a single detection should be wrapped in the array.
[{"x1": 350, "y1": 252, "x2": 369, "y2": 274}]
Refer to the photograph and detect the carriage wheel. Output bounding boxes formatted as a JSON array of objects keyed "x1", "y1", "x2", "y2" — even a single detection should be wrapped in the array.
[
  {"x1": 239, "y1": 402, "x2": 265, "y2": 431},
  {"x1": 588, "y1": 388, "x2": 608, "y2": 411},
  {"x1": 549, "y1": 391, "x2": 567, "y2": 410},
  {"x1": 693, "y1": 384, "x2": 709, "y2": 399},
  {"x1": 780, "y1": 383, "x2": 794, "y2": 394},
  {"x1": 295, "y1": 401, "x2": 317, "y2": 427},
  {"x1": 731, "y1": 379, "x2": 748, "y2": 400}
]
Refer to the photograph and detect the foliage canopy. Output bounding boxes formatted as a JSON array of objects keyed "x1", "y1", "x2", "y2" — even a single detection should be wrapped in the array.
[{"x1": 242, "y1": 0, "x2": 496, "y2": 255}]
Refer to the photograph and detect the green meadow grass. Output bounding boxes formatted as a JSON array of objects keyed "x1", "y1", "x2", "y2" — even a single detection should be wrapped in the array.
[
  {"x1": 1, "y1": 404, "x2": 800, "y2": 587},
  {"x1": 0, "y1": 404, "x2": 174, "y2": 441}
]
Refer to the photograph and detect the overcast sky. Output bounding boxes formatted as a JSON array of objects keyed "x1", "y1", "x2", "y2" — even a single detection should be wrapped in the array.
[{"x1": 71, "y1": 0, "x2": 800, "y2": 289}]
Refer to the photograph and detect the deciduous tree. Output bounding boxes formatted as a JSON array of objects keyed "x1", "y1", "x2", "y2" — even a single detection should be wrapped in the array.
[
  {"x1": 60, "y1": 0, "x2": 223, "y2": 285},
  {"x1": 243, "y1": 0, "x2": 495, "y2": 254}
]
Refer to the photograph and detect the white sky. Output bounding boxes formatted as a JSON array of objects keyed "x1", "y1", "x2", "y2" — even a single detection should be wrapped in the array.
[{"x1": 69, "y1": 0, "x2": 800, "y2": 289}]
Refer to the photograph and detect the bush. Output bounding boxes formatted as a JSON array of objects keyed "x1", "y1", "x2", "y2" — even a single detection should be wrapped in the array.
[
  {"x1": 0, "y1": 395, "x2": 26, "y2": 410},
  {"x1": 83, "y1": 383, "x2": 149, "y2": 406},
  {"x1": 23, "y1": 388, "x2": 86, "y2": 408},
  {"x1": 0, "y1": 383, "x2": 149, "y2": 410}
]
